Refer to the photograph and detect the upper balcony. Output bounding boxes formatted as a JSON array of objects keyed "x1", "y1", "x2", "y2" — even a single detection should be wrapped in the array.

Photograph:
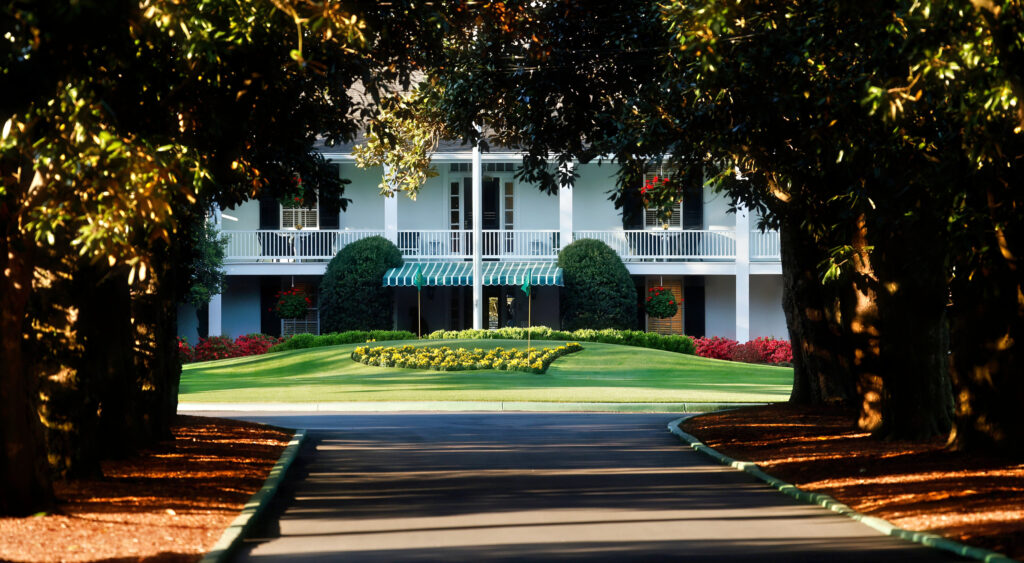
[{"x1": 222, "y1": 228, "x2": 781, "y2": 274}]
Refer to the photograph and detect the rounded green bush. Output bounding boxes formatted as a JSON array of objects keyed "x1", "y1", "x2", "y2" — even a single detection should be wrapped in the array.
[
  {"x1": 557, "y1": 239, "x2": 638, "y2": 330},
  {"x1": 320, "y1": 236, "x2": 403, "y2": 332}
]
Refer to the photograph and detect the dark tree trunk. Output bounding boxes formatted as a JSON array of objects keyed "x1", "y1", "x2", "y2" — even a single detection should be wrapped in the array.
[
  {"x1": 869, "y1": 223, "x2": 953, "y2": 440},
  {"x1": 84, "y1": 267, "x2": 145, "y2": 458},
  {"x1": 0, "y1": 238, "x2": 53, "y2": 515},
  {"x1": 35, "y1": 260, "x2": 104, "y2": 479},
  {"x1": 948, "y1": 192, "x2": 1024, "y2": 455},
  {"x1": 779, "y1": 216, "x2": 857, "y2": 406},
  {"x1": 129, "y1": 248, "x2": 181, "y2": 442}
]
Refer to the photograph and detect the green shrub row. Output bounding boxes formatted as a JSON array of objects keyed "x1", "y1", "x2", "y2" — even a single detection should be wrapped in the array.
[
  {"x1": 269, "y1": 330, "x2": 417, "y2": 352},
  {"x1": 424, "y1": 326, "x2": 696, "y2": 355},
  {"x1": 351, "y1": 343, "x2": 584, "y2": 374}
]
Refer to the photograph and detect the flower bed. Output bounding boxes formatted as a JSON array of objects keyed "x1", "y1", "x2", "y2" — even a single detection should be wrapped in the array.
[
  {"x1": 351, "y1": 343, "x2": 584, "y2": 374},
  {"x1": 179, "y1": 333, "x2": 285, "y2": 363},
  {"x1": 693, "y1": 336, "x2": 793, "y2": 365}
]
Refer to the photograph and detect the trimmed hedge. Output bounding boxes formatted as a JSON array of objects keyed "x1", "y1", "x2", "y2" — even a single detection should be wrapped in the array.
[
  {"x1": 558, "y1": 238, "x2": 637, "y2": 330},
  {"x1": 319, "y1": 236, "x2": 403, "y2": 332},
  {"x1": 269, "y1": 330, "x2": 417, "y2": 352},
  {"x1": 425, "y1": 326, "x2": 695, "y2": 355}
]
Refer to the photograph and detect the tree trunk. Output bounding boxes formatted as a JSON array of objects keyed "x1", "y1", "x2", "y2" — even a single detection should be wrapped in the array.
[
  {"x1": 0, "y1": 237, "x2": 53, "y2": 515},
  {"x1": 129, "y1": 247, "x2": 181, "y2": 443},
  {"x1": 779, "y1": 215, "x2": 857, "y2": 405},
  {"x1": 948, "y1": 189, "x2": 1024, "y2": 455},
  {"x1": 868, "y1": 222, "x2": 953, "y2": 440}
]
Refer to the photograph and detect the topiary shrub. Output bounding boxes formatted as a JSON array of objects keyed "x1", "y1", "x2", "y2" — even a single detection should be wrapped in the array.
[
  {"x1": 320, "y1": 236, "x2": 403, "y2": 332},
  {"x1": 557, "y1": 238, "x2": 637, "y2": 330}
]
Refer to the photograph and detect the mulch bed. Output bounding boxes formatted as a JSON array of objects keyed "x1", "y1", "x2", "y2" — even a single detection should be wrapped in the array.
[
  {"x1": 681, "y1": 403, "x2": 1024, "y2": 560},
  {"x1": 0, "y1": 415, "x2": 290, "y2": 563}
]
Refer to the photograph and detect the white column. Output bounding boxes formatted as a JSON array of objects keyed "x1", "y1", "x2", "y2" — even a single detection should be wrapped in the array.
[
  {"x1": 211, "y1": 203, "x2": 222, "y2": 229},
  {"x1": 383, "y1": 165, "x2": 398, "y2": 244},
  {"x1": 208, "y1": 293, "x2": 223, "y2": 337},
  {"x1": 472, "y1": 131, "x2": 483, "y2": 330},
  {"x1": 558, "y1": 163, "x2": 574, "y2": 251},
  {"x1": 735, "y1": 202, "x2": 751, "y2": 343}
]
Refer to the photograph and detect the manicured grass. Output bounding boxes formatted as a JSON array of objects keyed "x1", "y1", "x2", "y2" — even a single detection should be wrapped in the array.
[{"x1": 179, "y1": 339, "x2": 793, "y2": 403}]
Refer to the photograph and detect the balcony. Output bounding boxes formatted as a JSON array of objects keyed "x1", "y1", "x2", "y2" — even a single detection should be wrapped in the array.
[{"x1": 222, "y1": 229, "x2": 781, "y2": 264}]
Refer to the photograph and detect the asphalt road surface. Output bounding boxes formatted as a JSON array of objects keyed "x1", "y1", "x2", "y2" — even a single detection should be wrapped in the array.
[{"x1": 200, "y1": 412, "x2": 967, "y2": 562}]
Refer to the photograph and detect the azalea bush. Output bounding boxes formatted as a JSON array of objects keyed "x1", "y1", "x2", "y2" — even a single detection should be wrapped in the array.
[
  {"x1": 693, "y1": 336, "x2": 793, "y2": 365},
  {"x1": 645, "y1": 286, "x2": 680, "y2": 319},
  {"x1": 183, "y1": 333, "x2": 285, "y2": 363},
  {"x1": 352, "y1": 343, "x2": 584, "y2": 374},
  {"x1": 693, "y1": 336, "x2": 738, "y2": 361},
  {"x1": 274, "y1": 287, "x2": 312, "y2": 319},
  {"x1": 424, "y1": 326, "x2": 696, "y2": 355},
  {"x1": 178, "y1": 337, "x2": 194, "y2": 364}
]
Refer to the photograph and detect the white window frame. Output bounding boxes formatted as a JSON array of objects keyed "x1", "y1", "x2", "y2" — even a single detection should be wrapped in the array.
[{"x1": 281, "y1": 198, "x2": 319, "y2": 230}]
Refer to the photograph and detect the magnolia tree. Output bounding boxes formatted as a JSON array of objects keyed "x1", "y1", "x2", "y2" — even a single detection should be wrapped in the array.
[{"x1": 0, "y1": 0, "x2": 471, "y2": 515}]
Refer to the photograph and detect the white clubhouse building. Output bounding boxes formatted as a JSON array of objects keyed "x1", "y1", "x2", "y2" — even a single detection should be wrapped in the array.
[{"x1": 177, "y1": 142, "x2": 786, "y2": 343}]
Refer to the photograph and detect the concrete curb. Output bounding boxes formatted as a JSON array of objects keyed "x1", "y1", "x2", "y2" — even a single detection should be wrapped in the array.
[
  {"x1": 199, "y1": 429, "x2": 307, "y2": 563},
  {"x1": 666, "y1": 418, "x2": 1018, "y2": 563},
  {"x1": 179, "y1": 401, "x2": 765, "y2": 413}
]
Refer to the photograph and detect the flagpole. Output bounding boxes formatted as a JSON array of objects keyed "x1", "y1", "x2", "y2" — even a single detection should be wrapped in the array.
[
  {"x1": 417, "y1": 290, "x2": 421, "y2": 339},
  {"x1": 527, "y1": 291, "x2": 532, "y2": 363}
]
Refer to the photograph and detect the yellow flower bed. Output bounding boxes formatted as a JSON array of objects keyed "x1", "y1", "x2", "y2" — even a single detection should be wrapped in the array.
[{"x1": 351, "y1": 343, "x2": 584, "y2": 374}]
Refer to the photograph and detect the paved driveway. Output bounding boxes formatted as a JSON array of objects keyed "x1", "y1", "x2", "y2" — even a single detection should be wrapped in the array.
[{"x1": 205, "y1": 412, "x2": 966, "y2": 562}]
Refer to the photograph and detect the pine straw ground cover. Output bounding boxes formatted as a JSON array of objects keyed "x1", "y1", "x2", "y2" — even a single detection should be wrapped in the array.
[
  {"x1": 681, "y1": 403, "x2": 1024, "y2": 560},
  {"x1": 0, "y1": 415, "x2": 290, "y2": 562}
]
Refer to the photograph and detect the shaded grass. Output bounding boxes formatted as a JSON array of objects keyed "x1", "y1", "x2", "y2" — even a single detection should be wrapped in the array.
[{"x1": 180, "y1": 339, "x2": 792, "y2": 403}]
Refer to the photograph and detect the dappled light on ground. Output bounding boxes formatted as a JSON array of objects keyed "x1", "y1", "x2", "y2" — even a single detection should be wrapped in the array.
[
  {"x1": 682, "y1": 404, "x2": 1024, "y2": 559},
  {"x1": 0, "y1": 416, "x2": 289, "y2": 562}
]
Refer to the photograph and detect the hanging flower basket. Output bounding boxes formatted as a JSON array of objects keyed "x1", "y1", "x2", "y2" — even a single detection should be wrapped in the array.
[
  {"x1": 273, "y1": 288, "x2": 311, "y2": 319},
  {"x1": 645, "y1": 286, "x2": 680, "y2": 319}
]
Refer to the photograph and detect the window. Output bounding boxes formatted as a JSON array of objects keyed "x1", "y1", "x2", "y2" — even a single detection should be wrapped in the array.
[
  {"x1": 282, "y1": 198, "x2": 318, "y2": 229},
  {"x1": 642, "y1": 171, "x2": 682, "y2": 230}
]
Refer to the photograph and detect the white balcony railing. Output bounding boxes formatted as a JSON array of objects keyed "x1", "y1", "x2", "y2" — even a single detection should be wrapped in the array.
[
  {"x1": 398, "y1": 230, "x2": 561, "y2": 260},
  {"x1": 223, "y1": 230, "x2": 384, "y2": 262},
  {"x1": 750, "y1": 230, "x2": 781, "y2": 260},
  {"x1": 223, "y1": 228, "x2": 780, "y2": 263},
  {"x1": 573, "y1": 230, "x2": 737, "y2": 261}
]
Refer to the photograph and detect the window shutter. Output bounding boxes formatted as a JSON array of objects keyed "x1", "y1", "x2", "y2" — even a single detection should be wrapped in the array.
[
  {"x1": 682, "y1": 177, "x2": 703, "y2": 230},
  {"x1": 319, "y1": 164, "x2": 341, "y2": 229},
  {"x1": 259, "y1": 197, "x2": 280, "y2": 230}
]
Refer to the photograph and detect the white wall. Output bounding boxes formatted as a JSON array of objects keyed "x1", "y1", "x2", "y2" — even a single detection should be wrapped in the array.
[
  {"x1": 221, "y1": 277, "x2": 262, "y2": 338},
  {"x1": 573, "y1": 163, "x2": 622, "y2": 230},
  {"x1": 396, "y1": 174, "x2": 447, "y2": 230},
  {"x1": 340, "y1": 164, "x2": 387, "y2": 229},
  {"x1": 221, "y1": 200, "x2": 260, "y2": 231},
  {"x1": 515, "y1": 182, "x2": 560, "y2": 229},
  {"x1": 704, "y1": 275, "x2": 736, "y2": 339},
  {"x1": 703, "y1": 189, "x2": 734, "y2": 230},
  {"x1": 750, "y1": 275, "x2": 788, "y2": 339}
]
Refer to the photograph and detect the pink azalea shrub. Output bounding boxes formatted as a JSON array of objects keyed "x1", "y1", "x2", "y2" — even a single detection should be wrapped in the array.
[
  {"x1": 184, "y1": 333, "x2": 285, "y2": 363},
  {"x1": 693, "y1": 336, "x2": 738, "y2": 361},
  {"x1": 693, "y1": 336, "x2": 793, "y2": 365}
]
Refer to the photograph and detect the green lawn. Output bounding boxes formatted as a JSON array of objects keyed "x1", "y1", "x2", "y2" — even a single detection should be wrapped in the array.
[{"x1": 180, "y1": 339, "x2": 792, "y2": 403}]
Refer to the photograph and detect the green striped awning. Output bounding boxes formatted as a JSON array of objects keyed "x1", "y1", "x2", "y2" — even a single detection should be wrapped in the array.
[{"x1": 383, "y1": 261, "x2": 563, "y2": 287}]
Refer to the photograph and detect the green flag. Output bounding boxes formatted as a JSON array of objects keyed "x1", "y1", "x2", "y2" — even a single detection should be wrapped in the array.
[
  {"x1": 520, "y1": 269, "x2": 532, "y2": 297},
  {"x1": 413, "y1": 264, "x2": 425, "y2": 292}
]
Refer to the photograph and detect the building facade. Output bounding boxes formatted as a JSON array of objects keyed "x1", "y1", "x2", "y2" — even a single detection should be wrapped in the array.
[{"x1": 177, "y1": 145, "x2": 787, "y2": 343}]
